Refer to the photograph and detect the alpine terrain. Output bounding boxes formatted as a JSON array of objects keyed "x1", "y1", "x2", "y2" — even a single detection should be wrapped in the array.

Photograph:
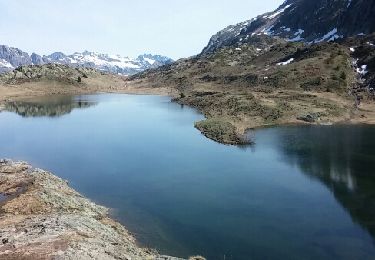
[{"x1": 128, "y1": 0, "x2": 375, "y2": 144}]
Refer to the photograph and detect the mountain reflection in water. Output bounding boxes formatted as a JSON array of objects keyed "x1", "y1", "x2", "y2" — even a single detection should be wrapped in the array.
[
  {"x1": 1, "y1": 94, "x2": 375, "y2": 259},
  {"x1": 4, "y1": 96, "x2": 97, "y2": 117},
  {"x1": 272, "y1": 125, "x2": 375, "y2": 241}
]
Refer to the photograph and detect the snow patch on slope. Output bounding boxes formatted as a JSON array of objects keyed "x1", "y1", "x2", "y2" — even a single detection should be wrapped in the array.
[
  {"x1": 0, "y1": 59, "x2": 14, "y2": 69},
  {"x1": 277, "y1": 58, "x2": 294, "y2": 66},
  {"x1": 314, "y1": 28, "x2": 342, "y2": 43},
  {"x1": 357, "y1": 65, "x2": 368, "y2": 75},
  {"x1": 263, "y1": 4, "x2": 292, "y2": 19},
  {"x1": 289, "y1": 29, "x2": 305, "y2": 42}
]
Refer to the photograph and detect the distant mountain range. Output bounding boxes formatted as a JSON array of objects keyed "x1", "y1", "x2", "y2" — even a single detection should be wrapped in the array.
[
  {"x1": 202, "y1": 0, "x2": 375, "y2": 54},
  {"x1": 0, "y1": 45, "x2": 173, "y2": 75}
]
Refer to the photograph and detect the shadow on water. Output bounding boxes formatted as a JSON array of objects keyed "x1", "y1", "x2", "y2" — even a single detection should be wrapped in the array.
[
  {"x1": 272, "y1": 125, "x2": 375, "y2": 241},
  {"x1": 3, "y1": 95, "x2": 97, "y2": 118}
]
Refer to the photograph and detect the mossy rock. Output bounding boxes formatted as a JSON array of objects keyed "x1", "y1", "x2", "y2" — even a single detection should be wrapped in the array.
[{"x1": 195, "y1": 118, "x2": 250, "y2": 145}]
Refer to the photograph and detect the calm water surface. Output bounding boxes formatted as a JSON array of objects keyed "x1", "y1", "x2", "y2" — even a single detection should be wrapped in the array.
[{"x1": 0, "y1": 94, "x2": 375, "y2": 260}]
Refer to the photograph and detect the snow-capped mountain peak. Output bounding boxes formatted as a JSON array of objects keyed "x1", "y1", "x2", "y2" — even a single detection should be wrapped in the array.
[{"x1": 0, "y1": 45, "x2": 173, "y2": 75}]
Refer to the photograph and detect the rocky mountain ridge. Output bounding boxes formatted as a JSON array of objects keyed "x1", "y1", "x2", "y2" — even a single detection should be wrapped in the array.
[
  {"x1": 0, "y1": 45, "x2": 173, "y2": 75},
  {"x1": 202, "y1": 0, "x2": 375, "y2": 54},
  {"x1": 125, "y1": 0, "x2": 375, "y2": 145},
  {"x1": 129, "y1": 32, "x2": 375, "y2": 145}
]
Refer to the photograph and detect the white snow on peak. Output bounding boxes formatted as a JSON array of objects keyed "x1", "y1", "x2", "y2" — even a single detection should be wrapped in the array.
[
  {"x1": 70, "y1": 52, "x2": 140, "y2": 69},
  {"x1": 0, "y1": 58, "x2": 14, "y2": 68},
  {"x1": 350, "y1": 47, "x2": 355, "y2": 52},
  {"x1": 143, "y1": 57, "x2": 156, "y2": 65},
  {"x1": 264, "y1": 4, "x2": 292, "y2": 19},
  {"x1": 277, "y1": 58, "x2": 294, "y2": 66}
]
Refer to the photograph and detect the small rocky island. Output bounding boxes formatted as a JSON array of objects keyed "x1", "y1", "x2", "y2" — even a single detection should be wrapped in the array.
[{"x1": 0, "y1": 159, "x2": 204, "y2": 260}]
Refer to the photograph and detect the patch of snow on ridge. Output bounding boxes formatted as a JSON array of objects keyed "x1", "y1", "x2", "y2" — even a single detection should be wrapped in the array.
[
  {"x1": 289, "y1": 29, "x2": 305, "y2": 42},
  {"x1": 260, "y1": 26, "x2": 275, "y2": 36},
  {"x1": 0, "y1": 59, "x2": 14, "y2": 68},
  {"x1": 314, "y1": 28, "x2": 341, "y2": 43},
  {"x1": 71, "y1": 52, "x2": 140, "y2": 69},
  {"x1": 277, "y1": 58, "x2": 294, "y2": 66},
  {"x1": 357, "y1": 65, "x2": 368, "y2": 75},
  {"x1": 143, "y1": 58, "x2": 155, "y2": 65},
  {"x1": 264, "y1": 4, "x2": 292, "y2": 19}
]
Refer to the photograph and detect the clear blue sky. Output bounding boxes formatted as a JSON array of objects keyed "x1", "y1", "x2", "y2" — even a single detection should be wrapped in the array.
[{"x1": 0, "y1": 0, "x2": 283, "y2": 59}]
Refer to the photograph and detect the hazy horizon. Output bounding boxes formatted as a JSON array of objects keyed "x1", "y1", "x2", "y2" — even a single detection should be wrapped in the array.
[{"x1": 0, "y1": 0, "x2": 283, "y2": 60}]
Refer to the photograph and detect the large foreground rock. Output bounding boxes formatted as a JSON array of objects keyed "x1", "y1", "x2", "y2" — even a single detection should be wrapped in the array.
[{"x1": 0, "y1": 159, "x2": 188, "y2": 260}]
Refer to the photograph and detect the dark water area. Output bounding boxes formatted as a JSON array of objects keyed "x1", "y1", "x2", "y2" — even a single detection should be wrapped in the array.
[
  {"x1": 0, "y1": 94, "x2": 375, "y2": 260},
  {"x1": 0, "y1": 194, "x2": 6, "y2": 202}
]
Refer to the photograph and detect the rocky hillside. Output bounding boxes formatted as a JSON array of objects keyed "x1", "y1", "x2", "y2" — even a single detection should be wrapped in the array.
[
  {"x1": 202, "y1": 0, "x2": 375, "y2": 54},
  {"x1": 127, "y1": 0, "x2": 375, "y2": 145},
  {"x1": 130, "y1": 32, "x2": 375, "y2": 144},
  {"x1": 0, "y1": 63, "x2": 103, "y2": 85},
  {"x1": 0, "y1": 45, "x2": 173, "y2": 75}
]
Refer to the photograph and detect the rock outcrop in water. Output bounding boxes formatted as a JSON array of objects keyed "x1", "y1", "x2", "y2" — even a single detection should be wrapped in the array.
[{"x1": 0, "y1": 159, "x2": 192, "y2": 260}]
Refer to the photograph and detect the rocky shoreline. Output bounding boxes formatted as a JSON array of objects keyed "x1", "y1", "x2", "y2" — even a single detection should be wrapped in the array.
[{"x1": 0, "y1": 159, "x2": 202, "y2": 260}]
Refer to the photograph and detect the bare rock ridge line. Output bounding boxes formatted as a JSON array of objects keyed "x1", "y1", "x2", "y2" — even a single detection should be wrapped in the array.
[
  {"x1": 202, "y1": 0, "x2": 375, "y2": 55},
  {"x1": 0, "y1": 159, "x2": 204, "y2": 260}
]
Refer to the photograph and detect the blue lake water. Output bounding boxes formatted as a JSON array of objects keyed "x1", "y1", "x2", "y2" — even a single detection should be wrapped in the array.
[{"x1": 0, "y1": 94, "x2": 375, "y2": 260}]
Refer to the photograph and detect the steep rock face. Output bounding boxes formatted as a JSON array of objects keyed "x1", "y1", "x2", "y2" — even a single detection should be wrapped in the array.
[
  {"x1": 137, "y1": 54, "x2": 175, "y2": 69},
  {"x1": 30, "y1": 53, "x2": 45, "y2": 65},
  {"x1": 202, "y1": 0, "x2": 375, "y2": 54},
  {"x1": 0, "y1": 45, "x2": 32, "y2": 72}
]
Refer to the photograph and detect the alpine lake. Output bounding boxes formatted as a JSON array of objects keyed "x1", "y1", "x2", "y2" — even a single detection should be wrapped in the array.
[{"x1": 1, "y1": 94, "x2": 375, "y2": 260}]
